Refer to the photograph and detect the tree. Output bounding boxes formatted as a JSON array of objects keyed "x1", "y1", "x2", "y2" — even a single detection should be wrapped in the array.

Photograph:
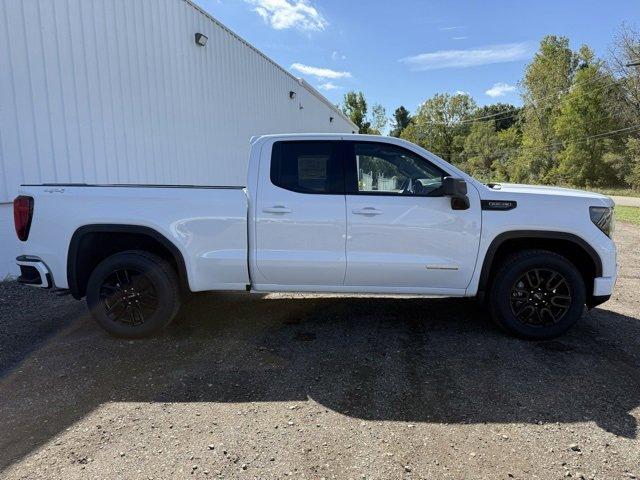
[
  {"x1": 462, "y1": 121, "x2": 501, "y2": 179},
  {"x1": 472, "y1": 103, "x2": 521, "y2": 132},
  {"x1": 341, "y1": 91, "x2": 387, "y2": 135},
  {"x1": 400, "y1": 93, "x2": 476, "y2": 164},
  {"x1": 606, "y1": 137, "x2": 640, "y2": 188},
  {"x1": 626, "y1": 138, "x2": 640, "y2": 189},
  {"x1": 390, "y1": 106, "x2": 412, "y2": 137},
  {"x1": 514, "y1": 36, "x2": 579, "y2": 183},
  {"x1": 608, "y1": 23, "x2": 640, "y2": 125},
  {"x1": 341, "y1": 91, "x2": 371, "y2": 134},
  {"x1": 369, "y1": 104, "x2": 388, "y2": 135},
  {"x1": 553, "y1": 47, "x2": 620, "y2": 186}
]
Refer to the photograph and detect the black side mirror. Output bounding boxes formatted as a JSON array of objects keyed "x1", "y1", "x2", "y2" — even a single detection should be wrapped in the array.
[
  {"x1": 442, "y1": 176, "x2": 467, "y2": 196},
  {"x1": 442, "y1": 177, "x2": 470, "y2": 210}
]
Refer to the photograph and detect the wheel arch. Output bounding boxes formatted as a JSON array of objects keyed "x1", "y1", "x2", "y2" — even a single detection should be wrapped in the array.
[
  {"x1": 67, "y1": 224, "x2": 189, "y2": 299},
  {"x1": 477, "y1": 230, "x2": 602, "y2": 302}
]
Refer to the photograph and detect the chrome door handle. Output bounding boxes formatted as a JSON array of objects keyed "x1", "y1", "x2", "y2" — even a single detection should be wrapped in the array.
[
  {"x1": 262, "y1": 205, "x2": 292, "y2": 214},
  {"x1": 352, "y1": 207, "x2": 383, "y2": 216}
]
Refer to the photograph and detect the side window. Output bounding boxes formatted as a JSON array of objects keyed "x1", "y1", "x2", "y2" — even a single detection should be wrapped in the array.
[
  {"x1": 271, "y1": 141, "x2": 343, "y2": 194},
  {"x1": 351, "y1": 142, "x2": 446, "y2": 196}
]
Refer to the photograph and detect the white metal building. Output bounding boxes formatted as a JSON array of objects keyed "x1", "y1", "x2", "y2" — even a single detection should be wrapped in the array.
[{"x1": 0, "y1": 0, "x2": 356, "y2": 278}]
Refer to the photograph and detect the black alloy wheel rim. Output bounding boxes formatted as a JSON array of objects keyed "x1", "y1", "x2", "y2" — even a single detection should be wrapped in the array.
[
  {"x1": 99, "y1": 268, "x2": 159, "y2": 326},
  {"x1": 509, "y1": 268, "x2": 572, "y2": 326}
]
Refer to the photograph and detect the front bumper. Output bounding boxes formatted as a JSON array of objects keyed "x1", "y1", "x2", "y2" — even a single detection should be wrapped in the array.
[
  {"x1": 586, "y1": 274, "x2": 617, "y2": 309},
  {"x1": 593, "y1": 275, "x2": 616, "y2": 297},
  {"x1": 16, "y1": 256, "x2": 53, "y2": 289}
]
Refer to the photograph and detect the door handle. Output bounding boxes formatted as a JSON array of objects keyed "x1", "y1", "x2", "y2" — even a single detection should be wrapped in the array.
[
  {"x1": 262, "y1": 205, "x2": 292, "y2": 214},
  {"x1": 352, "y1": 207, "x2": 383, "y2": 216}
]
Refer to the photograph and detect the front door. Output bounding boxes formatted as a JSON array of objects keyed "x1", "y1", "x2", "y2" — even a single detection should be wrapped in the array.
[
  {"x1": 253, "y1": 140, "x2": 347, "y2": 287},
  {"x1": 343, "y1": 141, "x2": 481, "y2": 292}
]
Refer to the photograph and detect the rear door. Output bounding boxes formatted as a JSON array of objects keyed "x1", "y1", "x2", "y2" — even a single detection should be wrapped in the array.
[
  {"x1": 343, "y1": 141, "x2": 481, "y2": 292},
  {"x1": 253, "y1": 140, "x2": 347, "y2": 287}
]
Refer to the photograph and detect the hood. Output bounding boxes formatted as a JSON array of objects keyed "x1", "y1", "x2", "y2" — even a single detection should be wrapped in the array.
[{"x1": 485, "y1": 183, "x2": 614, "y2": 205}]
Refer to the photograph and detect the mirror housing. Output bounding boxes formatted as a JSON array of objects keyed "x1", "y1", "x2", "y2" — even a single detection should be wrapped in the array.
[
  {"x1": 442, "y1": 177, "x2": 470, "y2": 210},
  {"x1": 442, "y1": 176, "x2": 467, "y2": 197}
]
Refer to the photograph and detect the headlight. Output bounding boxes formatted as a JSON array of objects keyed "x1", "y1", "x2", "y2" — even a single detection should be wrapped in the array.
[{"x1": 590, "y1": 206, "x2": 614, "y2": 237}]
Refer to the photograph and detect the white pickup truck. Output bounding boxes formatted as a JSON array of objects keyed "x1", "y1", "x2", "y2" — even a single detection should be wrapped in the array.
[{"x1": 13, "y1": 134, "x2": 617, "y2": 339}]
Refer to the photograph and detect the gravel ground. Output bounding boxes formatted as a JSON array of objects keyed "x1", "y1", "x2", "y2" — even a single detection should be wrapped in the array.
[{"x1": 1, "y1": 223, "x2": 639, "y2": 480}]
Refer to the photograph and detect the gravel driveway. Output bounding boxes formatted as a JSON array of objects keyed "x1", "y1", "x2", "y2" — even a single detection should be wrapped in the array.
[{"x1": 1, "y1": 223, "x2": 639, "y2": 479}]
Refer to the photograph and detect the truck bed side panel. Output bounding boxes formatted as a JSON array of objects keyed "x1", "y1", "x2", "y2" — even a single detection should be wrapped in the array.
[{"x1": 17, "y1": 186, "x2": 249, "y2": 292}]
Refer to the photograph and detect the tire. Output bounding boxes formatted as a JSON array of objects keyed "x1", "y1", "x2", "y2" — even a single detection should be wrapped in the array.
[
  {"x1": 86, "y1": 250, "x2": 181, "y2": 338},
  {"x1": 488, "y1": 249, "x2": 586, "y2": 339}
]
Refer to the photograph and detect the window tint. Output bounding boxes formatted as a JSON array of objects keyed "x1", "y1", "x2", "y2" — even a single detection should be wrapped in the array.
[
  {"x1": 271, "y1": 141, "x2": 343, "y2": 194},
  {"x1": 350, "y1": 142, "x2": 446, "y2": 196}
]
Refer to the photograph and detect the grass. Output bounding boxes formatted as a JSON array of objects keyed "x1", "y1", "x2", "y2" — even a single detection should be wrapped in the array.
[
  {"x1": 615, "y1": 206, "x2": 640, "y2": 226},
  {"x1": 590, "y1": 187, "x2": 640, "y2": 198}
]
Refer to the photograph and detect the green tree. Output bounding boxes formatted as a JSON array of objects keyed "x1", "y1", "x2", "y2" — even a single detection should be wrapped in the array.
[
  {"x1": 341, "y1": 91, "x2": 371, "y2": 134},
  {"x1": 626, "y1": 138, "x2": 640, "y2": 189},
  {"x1": 462, "y1": 121, "x2": 501, "y2": 179},
  {"x1": 553, "y1": 47, "x2": 620, "y2": 186},
  {"x1": 369, "y1": 104, "x2": 388, "y2": 135},
  {"x1": 606, "y1": 137, "x2": 640, "y2": 188},
  {"x1": 493, "y1": 126, "x2": 523, "y2": 181},
  {"x1": 341, "y1": 91, "x2": 387, "y2": 135},
  {"x1": 390, "y1": 106, "x2": 412, "y2": 137},
  {"x1": 472, "y1": 103, "x2": 521, "y2": 132},
  {"x1": 400, "y1": 92, "x2": 476, "y2": 164},
  {"x1": 515, "y1": 36, "x2": 579, "y2": 183}
]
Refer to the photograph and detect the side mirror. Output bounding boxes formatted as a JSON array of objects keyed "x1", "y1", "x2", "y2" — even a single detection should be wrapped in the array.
[
  {"x1": 442, "y1": 177, "x2": 470, "y2": 210},
  {"x1": 442, "y1": 176, "x2": 467, "y2": 197}
]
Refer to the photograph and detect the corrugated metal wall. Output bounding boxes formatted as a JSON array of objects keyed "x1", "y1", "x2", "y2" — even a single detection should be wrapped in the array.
[{"x1": 0, "y1": 0, "x2": 356, "y2": 203}]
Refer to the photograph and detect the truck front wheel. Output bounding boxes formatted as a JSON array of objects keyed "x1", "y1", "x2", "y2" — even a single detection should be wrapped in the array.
[
  {"x1": 86, "y1": 250, "x2": 181, "y2": 338},
  {"x1": 489, "y1": 250, "x2": 586, "y2": 339}
]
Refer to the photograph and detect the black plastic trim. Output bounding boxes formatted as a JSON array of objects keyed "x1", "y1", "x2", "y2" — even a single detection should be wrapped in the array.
[
  {"x1": 587, "y1": 295, "x2": 611, "y2": 309},
  {"x1": 17, "y1": 265, "x2": 42, "y2": 286},
  {"x1": 67, "y1": 224, "x2": 189, "y2": 300},
  {"x1": 477, "y1": 230, "x2": 603, "y2": 296},
  {"x1": 481, "y1": 200, "x2": 517, "y2": 211}
]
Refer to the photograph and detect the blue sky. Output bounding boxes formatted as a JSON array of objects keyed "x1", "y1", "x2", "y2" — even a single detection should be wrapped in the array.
[{"x1": 196, "y1": 0, "x2": 637, "y2": 116}]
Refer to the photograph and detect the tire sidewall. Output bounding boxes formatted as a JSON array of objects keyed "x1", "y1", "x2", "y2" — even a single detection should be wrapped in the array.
[
  {"x1": 86, "y1": 252, "x2": 178, "y2": 338},
  {"x1": 491, "y1": 253, "x2": 586, "y2": 339}
]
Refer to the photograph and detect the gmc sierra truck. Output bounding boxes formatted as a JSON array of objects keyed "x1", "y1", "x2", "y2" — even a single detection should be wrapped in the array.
[{"x1": 13, "y1": 134, "x2": 617, "y2": 339}]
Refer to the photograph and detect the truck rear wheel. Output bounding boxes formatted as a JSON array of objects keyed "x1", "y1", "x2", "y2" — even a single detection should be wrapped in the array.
[
  {"x1": 488, "y1": 250, "x2": 586, "y2": 339},
  {"x1": 86, "y1": 250, "x2": 181, "y2": 338}
]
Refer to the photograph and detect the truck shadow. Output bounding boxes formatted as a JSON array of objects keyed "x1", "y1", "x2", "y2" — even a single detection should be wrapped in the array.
[{"x1": 1, "y1": 292, "x2": 640, "y2": 470}]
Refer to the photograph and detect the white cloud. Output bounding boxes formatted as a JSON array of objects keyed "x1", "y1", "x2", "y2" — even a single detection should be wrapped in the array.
[
  {"x1": 455, "y1": 90, "x2": 470, "y2": 96},
  {"x1": 452, "y1": 36, "x2": 468, "y2": 40},
  {"x1": 318, "y1": 82, "x2": 340, "y2": 90},
  {"x1": 439, "y1": 26, "x2": 463, "y2": 31},
  {"x1": 290, "y1": 63, "x2": 352, "y2": 80},
  {"x1": 485, "y1": 82, "x2": 517, "y2": 97},
  {"x1": 399, "y1": 42, "x2": 530, "y2": 71},
  {"x1": 245, "y1": 0, "x2": 327, "y2": 31}
]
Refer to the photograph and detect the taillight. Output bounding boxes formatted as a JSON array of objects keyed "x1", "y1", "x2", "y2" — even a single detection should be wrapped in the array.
[{"x1": 14, "y1": 196, "x2": 34, "y2": 241}]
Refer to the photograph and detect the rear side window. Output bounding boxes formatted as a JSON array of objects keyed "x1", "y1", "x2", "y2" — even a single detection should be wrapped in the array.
[{"x1": 271, "y1": 141, "x2": 343, "y2": 194}]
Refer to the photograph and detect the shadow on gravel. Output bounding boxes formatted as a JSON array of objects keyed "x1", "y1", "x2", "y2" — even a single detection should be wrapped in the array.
[{"x1": 2, "y1": 292, "x2": 640, "y2": 470}]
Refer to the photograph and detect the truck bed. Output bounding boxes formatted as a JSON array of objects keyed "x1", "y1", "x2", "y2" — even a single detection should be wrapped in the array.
[{"x1": 16, "y1": 184, "x2": 250, "y2": 292}]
